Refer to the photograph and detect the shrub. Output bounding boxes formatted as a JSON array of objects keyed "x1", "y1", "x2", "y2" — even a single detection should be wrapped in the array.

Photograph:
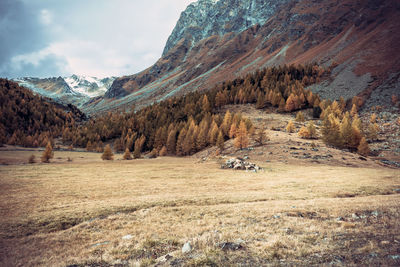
[
  {"x1": 295, "y1": 111, "x2": 305, "y2": 122},
  {"x1": 286, "y1": 120, "x2": 295, "y2": 133},
  {"x1": 28, "y1": 154, "x2": 36, "y2": 164},
  {"x1": 298, "y1": 126, "x2": 310, "y2": 139}
]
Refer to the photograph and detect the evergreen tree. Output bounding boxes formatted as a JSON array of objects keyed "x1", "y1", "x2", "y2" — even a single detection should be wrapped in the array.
[
  {"x1": 216, "y1": 130, "x2": 225, "y2": 152},
  {"x1": 357, "y1": 137, "x2": 370, "y2": 156},
  {"x1": 101, "y1": 144, "x2": 114, "y2": 160},
  {"x1": 307, "y1": 121, "x2": 317, "y2": 139},
  {"x1": 254, "y1": 128, "x2": 268, "y2": 146},
  {"x1": 202, "y1": 95, "x2": 211, "y2": 113},
  {"x1": 159, "y1": 146, "x2": 167, "y2": 156},
  {"x1": 123, "y1": 148, "x2": 132, "y2": 160},
  {"x1": 229, "y1": 123, "x2": 237, "y2": 138},
  {"x1": 234, "y1": 121, "x2": 248, "y2": 149},
  {"x1": 41, "y1": 142, "x2": 54, "y2": 163},
  {"x1": 166, "y1": 128, "x2": 177, "y2": 155},
  {"x1": 134, "y1": 136, "x2": 146, "y2": 159}
]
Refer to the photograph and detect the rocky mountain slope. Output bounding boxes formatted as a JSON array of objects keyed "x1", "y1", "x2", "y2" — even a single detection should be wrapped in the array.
[
  {"x1": 92, "y1": 0, "x2": 399, "y2": 114},
  {"x1": 14, "y1": 75, "x2": 115, "y2": 109}
]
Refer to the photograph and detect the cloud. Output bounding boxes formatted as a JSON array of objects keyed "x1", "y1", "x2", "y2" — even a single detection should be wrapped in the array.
[
  {"x1": 0, "y1": 0, "x2": 63, "y2": 78},
  {"x1": 1, "y1": 0, "x2": 197, "y2": 78}
]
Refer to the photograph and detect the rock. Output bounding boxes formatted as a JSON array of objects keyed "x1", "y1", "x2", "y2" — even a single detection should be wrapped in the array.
[
  {"x1": 351, "y1": 213, "x2": 359, "y2": 220},
  {"x1": 359, "y1": 156, "x2": 367, "y2": 161},
  {"x1": 389, "y1": 255, "x2": 400, "y2": 260},
  {"x1": 182, "y1": 242, "x2": 192, "y2": 254},
  {"x1": 336, "y1": 216, "x2": 345, "y2": 221},
  {"x1": 221, "y1": 157, "x2": 262, "y2": 171},
  {"x1": 219, "y1": 241, "x2": 243, "y2": 251},
  {"x1": 371, "y1": 211, "x2": 379, "y2": 217},
  {"x1": 122, "y1": 234, "x2": 133, "y2": 240}
]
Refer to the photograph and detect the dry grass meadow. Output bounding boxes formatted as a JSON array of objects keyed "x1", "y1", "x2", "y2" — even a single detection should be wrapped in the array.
[{"x1": 0, "y1": 149, "x2": 399, "y2": 266}]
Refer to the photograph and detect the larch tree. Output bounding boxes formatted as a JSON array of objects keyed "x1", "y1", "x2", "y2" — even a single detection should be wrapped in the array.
[
  {"x1": 134, "y1": 136, "x2": 146, "y2": 159},
  {"x1": 234, "y1": 121, "x2": 248, "y2": 150},
  {"x1": 41, "y1": 141, "x2": 54, "y2": 163},
  {"x1": 216, "y1": 130, "x2": 225, "y2": 152},
  {"x1": 357, "y1": 137, "x2": 370, "y2": 156},
  {"x1": 101, "y1": 144, "x2": 114, "y2": 160},
  {"x1": 123, "y1": 148, "x2": 132, "y2": 160}
]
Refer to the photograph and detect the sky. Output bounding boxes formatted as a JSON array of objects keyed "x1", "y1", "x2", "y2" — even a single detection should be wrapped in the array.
[{"x1": 0, "y1": 0, "x2": 196, "y2": 78}]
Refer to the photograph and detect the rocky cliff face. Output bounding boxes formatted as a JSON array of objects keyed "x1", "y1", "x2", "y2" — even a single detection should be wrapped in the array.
[
  {"x1": 162, "y1": 0, "x2": 288, "y2": 56},
  {"x1": 97, "y1": 0, "x2": 399, "y2": 115}
]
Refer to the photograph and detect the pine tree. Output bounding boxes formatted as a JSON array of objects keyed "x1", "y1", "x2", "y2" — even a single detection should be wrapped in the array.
[
  {"x1": 367, "y1": 123, "x2": 379, "y2": 141},
  {"x1": 234, "y1": 121, "x2": 248, "y2": 149},
  {"x1": 101, "y1": 144, "x2": 114, "y2": 160},
  {"x1": 86, "y1": 140, "x2": 93, "y2": 152},
  {"x1": 202, "y1": 95, "x2": 211, "y2": 113},
  {"x1": 285, "y1": 94, "x2": 297, "y2": 112},
  {"x1": 176, "y1": 128, "x2": 187, "y2": 156},
  {"x1": 134, "y1": 136, "x2": 146, "y2": 159},
  {"x1": 357, "y1": 137, "x2": 370, "y2": 156},
  {"x1": 208, "y1": 121, "x2": 219, "y2": 145},
  {"x1": 216, "y1": 130, "x2": 225, "y2": 152},
  {"x1": 254, "y1": 128, "x2": 268, "y2": 146},
  {"x1": 41, "y1": 142, "x2": 54, "y2": 163},
  {"x1": 166, "y1": 128, "x2": 177, "y2": 155},
  {"x1": 307, "y1": 121, "x2": 317, "y2": 139},
  {"x1": 350, "y1": 104, "x2": 358, "y2": 117},
  {"x1": 340, "y1": 112, "x2": 352, "y2": 147},
  {"x1": 221, "y1": 110, "x2": 232, "y2": 137},
  {"x1": 123, "y1": 148, "x2": 132, "y2": 160},
  {"x1": 229, "y1": 123, "x2": 237, "y2": 138},
  {"x1": 159, "y1": 146, "x2": 167, "y2": 156}
]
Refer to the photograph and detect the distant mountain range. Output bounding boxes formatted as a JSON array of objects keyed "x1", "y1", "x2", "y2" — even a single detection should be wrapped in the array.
[
  {"x1": 14, "y1": 75, "x2": 115, "y2": 109},
  {"x1": 15, "y1": 0, "x2": 400, "y2": 114}
]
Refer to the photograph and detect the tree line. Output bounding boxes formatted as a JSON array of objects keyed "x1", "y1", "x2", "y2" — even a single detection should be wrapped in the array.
[{"x1": 61, "y1": 63, "x2": 325, "y2": 156}]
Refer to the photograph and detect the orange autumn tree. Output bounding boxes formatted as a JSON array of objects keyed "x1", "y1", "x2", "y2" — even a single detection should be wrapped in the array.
[{"x1": 234, "y1": 121, "x2": 248, "y2": 150}]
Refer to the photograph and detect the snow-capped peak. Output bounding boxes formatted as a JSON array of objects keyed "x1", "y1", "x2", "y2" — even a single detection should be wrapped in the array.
[{"x1": 64, "y1": 75, "x2": 115, "y2": 98}]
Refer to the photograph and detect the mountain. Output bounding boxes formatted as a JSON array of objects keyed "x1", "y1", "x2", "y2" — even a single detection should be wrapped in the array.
[
  {"x1": 95, "y1": 0, "x2": 399, "y2": 114},
  {"x1": 14, "y1": 75, "x2": 115, "y2": 110}
]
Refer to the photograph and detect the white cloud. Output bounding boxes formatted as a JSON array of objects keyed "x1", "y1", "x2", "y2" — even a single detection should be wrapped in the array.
[{"x1": 2, "y1": 0, "x2": 198, "y2": 78}]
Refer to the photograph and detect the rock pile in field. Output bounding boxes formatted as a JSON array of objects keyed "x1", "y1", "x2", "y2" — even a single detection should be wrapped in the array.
[{"x1": 221, "y1": 158, "x2": 262, "y2": 171}]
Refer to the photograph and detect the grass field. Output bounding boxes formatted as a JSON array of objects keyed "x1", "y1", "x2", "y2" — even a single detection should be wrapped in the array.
[{"x1": 0, "y1": 150, "x2": 399, "y2": 266}]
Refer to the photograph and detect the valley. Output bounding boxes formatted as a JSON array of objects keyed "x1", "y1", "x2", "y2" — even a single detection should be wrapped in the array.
[
  {"x1": 0, "y1": 150, "x2": 399, "y2": 266},
  {"x1": 1, "y1": 105, "x2": 399, "y2": 266},
  {"x1": 1, "y1": 0, "x2": 399, "y2": 266}
]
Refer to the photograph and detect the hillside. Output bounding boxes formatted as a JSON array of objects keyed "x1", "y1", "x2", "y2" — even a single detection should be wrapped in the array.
[
  {"x1": 87, "y1": 0, "x2": 400, "y2": 114},
  {"x1": 0, "y1": 79, "x2": 85, "y2": 147}
]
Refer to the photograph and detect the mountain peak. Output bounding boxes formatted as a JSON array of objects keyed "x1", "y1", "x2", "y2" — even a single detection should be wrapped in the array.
[{"x1": 162, "y1": 0, "x2": 288, "y2": 56}]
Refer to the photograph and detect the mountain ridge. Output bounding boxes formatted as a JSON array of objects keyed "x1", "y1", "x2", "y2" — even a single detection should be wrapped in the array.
[{"x1": 98, "y1": 0, "x2": 399, "y2": 115}]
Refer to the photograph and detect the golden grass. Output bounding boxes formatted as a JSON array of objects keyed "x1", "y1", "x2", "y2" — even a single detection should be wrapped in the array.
[{"x1": 0, "y1": 150, "x2": 399, "y2": 266}]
